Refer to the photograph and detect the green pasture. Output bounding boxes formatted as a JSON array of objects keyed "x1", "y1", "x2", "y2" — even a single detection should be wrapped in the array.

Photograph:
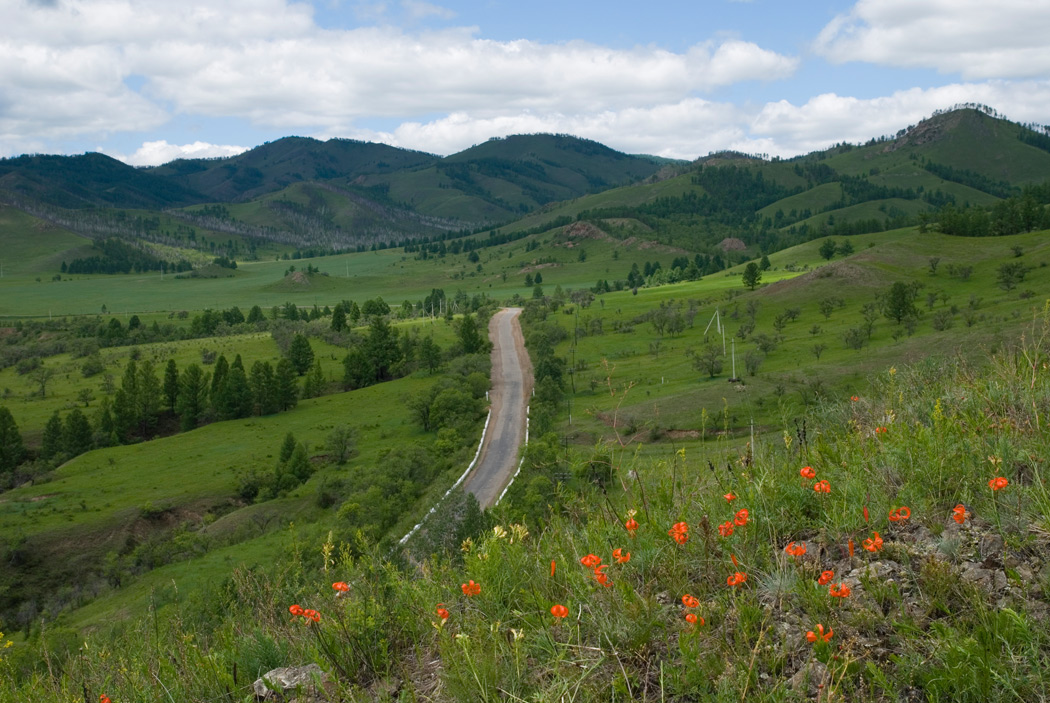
[{"x1": 549, "y1": 227, "x2": 1050, "y2": 448}]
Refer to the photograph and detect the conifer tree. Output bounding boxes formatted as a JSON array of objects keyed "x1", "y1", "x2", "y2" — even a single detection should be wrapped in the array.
[
  {"x1": 0, "y1": 406, "x2": 25, "y2": 472},
  {"x1": 41, "y1": 411, "x2": 64, "y2": 462},
  {"x1": 274, "y1": 358, "x2": 299, "y2": 411},
  {"x1": 301, "y1": 359, "x2": 325, "y2": 399},
  {"x1": 162, "y1": 359, "x2": 179, "y2": 413},
  {"x1": 177, "y1": 364, "x2": 210, "y2": 431},
  {"x1": 219, "y1": 355, "x2": 253, "y2": 420},
  {"x1": 249, "y1": 361, "x2": 276, "y2": 415},
  {"x1": 62, "y1": 408, "x2": 93, "y2": 458},
  {"x1": 287, "y1": 333, "x2": 314, "y2": 375},
  {"x1": 209, "y1": 354, "x2": 229, "y2": 407}
]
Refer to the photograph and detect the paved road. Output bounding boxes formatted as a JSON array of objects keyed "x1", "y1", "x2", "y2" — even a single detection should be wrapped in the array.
[{"x1": 463, "y1": 307, "x2": 532, "y2": 508}]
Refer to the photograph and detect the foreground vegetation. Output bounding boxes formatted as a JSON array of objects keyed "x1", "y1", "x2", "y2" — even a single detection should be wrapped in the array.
[{"x1": 2, "y1": 306, "x2": 1049, "y2": 701}]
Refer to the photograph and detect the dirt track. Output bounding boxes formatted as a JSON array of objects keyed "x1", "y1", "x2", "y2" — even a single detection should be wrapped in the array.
[{"x1": 462, "y1": 307, "x2": 532, "y2": 508}]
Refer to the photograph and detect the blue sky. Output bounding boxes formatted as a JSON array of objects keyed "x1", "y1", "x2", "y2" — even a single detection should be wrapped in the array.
[{"x1": 1, "y1": 0, "x2": 1048, "y2": 165}]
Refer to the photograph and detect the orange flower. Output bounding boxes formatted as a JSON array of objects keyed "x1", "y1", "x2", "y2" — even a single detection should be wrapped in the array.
[
  {"x1": 800, "y1": 466, "x2": 816, "y2": 479},
  {"x1": 863, "y1": 506, "x2": 870, "y2": 523},
  {"x1": 718, "y1": 521, "x2": 734, "y2": 537},
  {"x1": 888, "y1": 506, "x2": 911, "y2": 522},
  {"x1": 668, "y1": 522, "x2": 689, "y2": 544},
  {"x1": 436, "y1": 603, "x2": 449, "y2": 621},
  {"x1": 289, "y1": 604, "x2": 304, "y2": 617},
  {"x1": 727, "y1": 572, "x2": 748, "y2": 587},
  {"x1": 952, "y1": 504, "x2": 967, "y2": 524},
  {"x1": 850, "y1": 395, "x2": 859, "y2": 402},
  {"x1": 784, "y1": 541, "x2": 806, "y2": 557},
  {"x1": 806, "y1": 624, "x2": 833, "y2": 643},
  {"x1": 684, "y1": 612, "x2": 698, "y2": 624},
  {"x1": 848, "y1": 539, "x2": 855, "y2": 557},
  {"x1": 593, "y1": 564, "x2": 613, "y2": 587},
  {"x1": 100, "y1": 696, "x2": 112, "y2": 703},
  {"x1": 332, "y1": 581, "x2": 349, "y2": 594},
  {"x1": 461, "y1": 579, "x2": 481, "y2": 597},
  {"x1": 818, "y1": 570, "x2": 834, "y2": 585},
  {"x1": 724, "y1": 492, "x2": 737, "y2": 502},
  {"x1": 550, "y1": 604, "x2": 569, "y2": 618},
  {"x1": 862, "y1": 531, "x2": 883, "y2": 553},
  {"x1": 875, "y1": 426, "x2": 888, "y2": 435},
  {"x1": 988, "y1": 476, "x2": 1009, "y2": 491},
  {"x1": 829, "y1": 583, "x2": 851, "y2": 598},
  {"x1": 730, "y1": 552, "x2": 739, "y2": 568},
  {"x1": 580, "y1": 554, "x2": 601, "y2": 568},
  {"x1": 625, "y1": 517, "x2": 639, "y2": 537},
  {"x1": 813, "y1": 479, "x2": 831, "y2": 494},
  {"x1": 733, "y1": 509, "x2": 749, "y2": 527},
  {"x1": 551, "y1": 560, "x2": 556, "y2": 577},
  {"x1": 681, "y1": 594, "x2": 700, "y2": 609},
  {"x1": 303, "y1": 609, "x2": 321, "y2": 623},
  {"x1": 613, "y1": 548, "x2": 631, "y2": 564}
]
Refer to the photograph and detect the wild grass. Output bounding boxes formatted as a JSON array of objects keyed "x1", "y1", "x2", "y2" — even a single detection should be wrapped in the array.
[{"x1": 3, "y1": 307, "x2": 1050, "y2": 702}]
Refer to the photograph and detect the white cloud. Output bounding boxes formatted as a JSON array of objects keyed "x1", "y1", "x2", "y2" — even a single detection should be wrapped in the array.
[
  {"x1": 814, "y1": 0, "x2": 1050, "y2": 79},
  {"x1": 338, "y1": 80, "x2": 1050, "y2": 160},
  {"x1": 0, "y1": 0, "x2": 797, "y2": 153},
  {"x1": 750, "y1": 80, "x2": 1050, "y2": 155},
  {"x1": 109, "y1": 140, "x2": 249, "y2": 167}
]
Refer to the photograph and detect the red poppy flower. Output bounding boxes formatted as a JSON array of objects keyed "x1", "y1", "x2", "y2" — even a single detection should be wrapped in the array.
[
  {"x1": 625, "y1": 517, "x2": 639, "y2": 536},
  {"x1": 733, "y1": 509, "x2": 749, "y2": 527},
  {"x1": 613, "y1": 548, "x2": 631, "y2": 564},
  {"x1": 806, "y1": 624, "x2": 833, "y2": 643},
  {"x1": 952, "y1": 504, "x2": 967, "y2": 524},
  {"x1": 681, "y1": 594, "x2": 700, "y2": 609},
  {"x1": 829, "y1": 583, "x2": 851, "y2": 598},
  {"x1": 888, "y1": 506, "x2": 911, "y2": 522},
  {"x1": 988, "y1": 476, "x2": 1009, "y2": 491},
  {"x1": 818, "y1": 570, "x2": 834, "y2": 585},
  {"x1": 800, "y1": 466, "x2": 816, "y2": 479},
  {"x1": 814, "y1": 479, "x2": 831, "y2": 494},
  {"x1": 550, "y1": 604, "x2": 568, "y2": 618},
  {"x1": 727, "y1": 572, "x2": 748, "y2": 587},
  {"x1": 862, "y1": 531, "x2": 883, "y2": 552},
  {"x1": 461, "y1": 579, "x2": 481, "y2": 597},
  {"x1": 784, "y1": 541, "x2": 806, "y2": 557},
  {"x1": 580, "y1": 554, "x2": 601, "y2": 568},
  {"x1": 718, "y1": 521, "x2": 734, "y2": 537},
  {"x1": 289, "y1": 604, "x2": 304, "y2": 617},
  {"x1": 436, "y1": 603, "x2": 449, "y2": 621},
  {"x1": 724, "y1": 492, "x2": 737, "y2": 502}
]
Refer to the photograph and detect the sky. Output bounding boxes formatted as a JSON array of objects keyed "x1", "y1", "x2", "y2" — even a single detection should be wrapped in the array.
[{"x1": 2, "y1": 0, "x2": 1049, "y2": 166}]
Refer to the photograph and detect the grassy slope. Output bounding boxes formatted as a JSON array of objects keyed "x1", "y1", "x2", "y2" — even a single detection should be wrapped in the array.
[
  {"x1": 5, "y1": 316, "x2": 1050, "y2": 701},
  {"x1": 553, "y1": 227, "x2": 1050, "y2": 448}
]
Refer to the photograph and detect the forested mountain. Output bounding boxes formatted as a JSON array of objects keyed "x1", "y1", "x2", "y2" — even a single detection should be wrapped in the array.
[{"x1": 1, "y1": 106, "x2": 1048, "y2": 257}]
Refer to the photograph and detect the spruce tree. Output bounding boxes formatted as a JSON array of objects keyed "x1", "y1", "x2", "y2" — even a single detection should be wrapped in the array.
[
  {"x1": 331, "y1": 304, "x2": 347, "y2": 332},
  {"x1": 62, "y1": 408, "x2": 93, "y2": 458},
  {"x1": 162, "y1": 359, "x2": 179, "y2": 413},
  {"x1": 274, "y1": 358, "x2": 299, "y2": 411},
  {"x1": 136, "y1": 359, "x2": 162, "y2": 437},
  {"x1": 219, "y1": 355, "x2": 253, "y2": 420},
  {"x1": 278, "y1": 432, "x2": 297, "y2": 465},
  {"x1": 0, "y1": 406, "x2": 26, "y2": 472},
  {"x1": 41, "y1": 411, "x2": 64, "y2": 462},
  {"x1": 301, "y1": 359, "x2": 325, "y2": 399},
  {"x1": 210, "y1": 354, "x2": 229, "y2": 407},
  {"x1": 287, "y1": 334, "x2": 314, "y2": 375},
  {"x1": 176, "y1": 364, "x2": 209, "y2": 431},
  {"x1": 249, "y1": 361, "x2": 277, "y2": 415}
]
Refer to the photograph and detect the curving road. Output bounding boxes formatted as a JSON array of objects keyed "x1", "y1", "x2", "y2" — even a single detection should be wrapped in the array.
[{"x1": 462, "y1": 307, "x2": 533, "y2": 508}]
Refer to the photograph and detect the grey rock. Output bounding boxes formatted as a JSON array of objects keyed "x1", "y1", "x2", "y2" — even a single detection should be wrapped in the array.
[
  {"x1": 789, "y1": 659, "x2": 830, "y2": 697},
  {"x1": 253, "y1": 663, "x2": 328, "y2": 701}
]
